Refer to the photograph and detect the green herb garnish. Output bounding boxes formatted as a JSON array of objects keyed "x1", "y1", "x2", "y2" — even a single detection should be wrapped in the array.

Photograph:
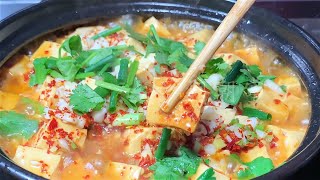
[{"x1": 0, "y1": 111, "x2": 39, "y2": 139}]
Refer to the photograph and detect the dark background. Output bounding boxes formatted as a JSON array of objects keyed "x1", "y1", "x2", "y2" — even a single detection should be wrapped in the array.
[{"x1": 0, "y1": 0, "x2": 319, "y2": 179}]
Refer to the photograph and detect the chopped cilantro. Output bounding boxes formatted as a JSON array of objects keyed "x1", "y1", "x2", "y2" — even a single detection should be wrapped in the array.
[
  {"x1": 149, "y1": 146, "x2": 201, "y2": 180},
  {"x1": 56, "y1": 59, "x2": 80, "y2": 81},
  {"x1": 201, "y1": 58, "x2": 229, "y2": 78},
  {"x1": 60, "y1": 35, "x2": 83, "y2": 57},
  {"x1": 218, "y1": 84, "x2": 245, "y2": 105},
  {"x1": 70, "y1": 84, "x2": 105, "y2": 114},
  {"x1": 29, "y1": 58, "x2": 52, "y2": 86},
  {"x1": 123, "y1": 78, "x2": 147, "y2": 110},
  {"x1": 0, "y1": 111, "x2": 39, "y2": 139},
  {"x1": 238, "y1": 157, "x2": 274, "y2": 179}
]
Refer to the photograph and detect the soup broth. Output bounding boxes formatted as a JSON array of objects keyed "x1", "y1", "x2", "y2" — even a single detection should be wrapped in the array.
[{"x1": 0, "y1": 16, "x2": 310, "y2": 179}]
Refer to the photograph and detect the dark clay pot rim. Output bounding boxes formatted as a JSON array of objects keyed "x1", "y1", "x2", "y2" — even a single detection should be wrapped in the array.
[{"x1": 0, "y1": 1, "x2": 319, "y2": 179}]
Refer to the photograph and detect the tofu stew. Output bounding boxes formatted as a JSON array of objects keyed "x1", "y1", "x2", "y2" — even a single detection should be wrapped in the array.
[{"x1": 0, "y1": 16, "x2": 310, "y2": 180}]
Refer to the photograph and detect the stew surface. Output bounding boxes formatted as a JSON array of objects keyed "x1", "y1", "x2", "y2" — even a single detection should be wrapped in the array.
[{"x1": 0, "y1": 16, "x2": 310, "y2": 180}]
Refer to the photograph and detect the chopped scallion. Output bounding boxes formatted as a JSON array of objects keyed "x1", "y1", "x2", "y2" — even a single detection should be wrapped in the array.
[
  {"x1": 75, "y1": 72, "x2": 96, "y2": 80},
  {"x1": 113, "y1": 113, "x2": 145, "y2": 126},
  {"x1": 155, "y1": 128, "x2": 172, "y2": 160},
  {"x1": 108, "y1": 91, "x2": 118, "y2": 113},
  {"x1": 117, "y1": 59, "x2": 129, "y2": 86},
  {"x1": 225, "y1": 60, "x2": 243, "y2": 82},
  {"x1": 126, "y1": 60, "x2": 139, "y2": 87},
  {"x1": 96, "y1": 80, "x2": 130, "y2": 93},
  {"x1": 91, "y1": 25, "x2": 122, "y2": 40}
]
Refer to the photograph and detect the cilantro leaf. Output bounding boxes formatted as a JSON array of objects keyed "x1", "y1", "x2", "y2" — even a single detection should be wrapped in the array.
[
  {"x1": 0, "y1": 111, "x2": 39, "y2": 139},
  {"x1": 218, "y1": 84, "x2": 245, "y2": 105},
  {"x1": 238, "y1": 157, "x2": 274, "y2": 179},
  {"x1": 257, "y1": 75, "x2": 276, "y2": 84},
  {"x1": 247, "y1": 65, "x2": 261, "y2": 77},
  {"x1": 56, "y1": 59, "x2": 80, "y2": 81},
  {"x1": 70, "y1": 84, "x2": 105, "y2": 114},
  {"x1": 194, "y1": 41, "x2": 206, "y2": 55},
  {"x1": 149, "y1": 146, "x2": 201, "y2": 180},
  {"x1": 201, "y1": 58, "x2": 229, "y2": 78},
  {"x1": 123, "y1": 78, "x2": 146, "y2": 110},
  {"x1": 29, "y1": 58, "x2": 52, "y2": 86},
  {"x1": 60, "y1": 35, "x2": 83, "y2": 57}
]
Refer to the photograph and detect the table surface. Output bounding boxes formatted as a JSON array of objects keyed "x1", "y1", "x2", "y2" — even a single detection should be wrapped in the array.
[{"x1": 0, "y1": 1, "x2": 319, "y2": 179}]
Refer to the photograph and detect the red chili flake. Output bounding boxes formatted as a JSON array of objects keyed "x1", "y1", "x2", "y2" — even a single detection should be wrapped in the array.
[
  {"x1": 182, "y1": 102, "x2": 194, "y2": 112},
  {"x1": 228, "y1": 55, "x2": 232, "y2": 59},
  {"x1": 152, "y1": 130, "x2": 158, "y2": 135},
  {"x1": 54, "y1": 95, "x2": 58, "y2": 99},
  {"x1": 124, "y1": 138, "x2": 129, "y2": 146},
  {"x1": 47, "y1": 119, "x2": 58, "y2": 131},
  {"x1": 92, "y1": 123, "x2": 104, "y2": 136},
  {"x1": 236, "y1": 106, "x2": 243, "y2": 115},
  {"x1": 48, "y1": 80, "x2": 56, "y2": 88},
  {"x1": 287, "y1": 92, "x2": 291, "y2": 96},
  {"x1": 139, "y1": 155, "x2": 155, "y2": 168},
  {"x1": 200, "y1": 136, "x2": 214, "y2": 146},
  {"x1": 83, "y1": 175, "x2": 90, "y2": 179},
  {"x1": 270, "y1": 141, "x2": 277, "y2": 148},
  {"x1": 133, "y1": 153, "x2": 141, "y2": 160},
  {"x1": 108, "y1": 113, "x2": 118, "y2": 124},
  {"x1": 56, "y1": 128, "x2": 68, "y2": 138},
  {"x1": 162, "y1": 78, "x2": 175, "y2": 87},
  {"x1": 134, "y1": 128, "x2": 144, "y2": 134},
  {"x1": 44, "y1": 50, "x2": 49, "y2": 54},
  {"x1": 40, "y1": 161, "x2": 49, "y2": 174},
  {"x1": 189, "y1": 93, "x2": 198, "y2": 99},
  {"x1": 156, "y1": 94, "x2": 159, "y2": 98},
  {"x1": 198, "y1": 149, "x2": 206, "y2": 157},
  {"x1": 274, "y1": 99, "x2": 281, "y2": 105},
  {"x1": 68, "y1": 132, "x2": 75, "y2": 140},
  {"x1": 119, "y1": 110, "x2": 127, "y2": 116},
  {"x1": 258, "y1": 140, "x2": 264, "y2": 148},
  {"x1": 162, "y1": 71, "x2": 174, "y2": 77}
]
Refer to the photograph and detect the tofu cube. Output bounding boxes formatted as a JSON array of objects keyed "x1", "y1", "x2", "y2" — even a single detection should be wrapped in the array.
[
  {"x1": 38, "y1": 76, "x2": 58, "y2": 107},
  {"x1": 122, "y1": 126, "x2": 185, "y2": 157},
  {"x1": 31, "y1": 41, "x2": 61, "y2": 61},
  {"x1": 105, "y1": 161, "x2": 143, "y2": 180},
  {"x1": 255, "y1": 88, "x2": 289, "y2": 123},
  {"x1": 275, "y1": 75, "x2": 302, "y2": 97},
  {"x1": 8, "y1": 55, "x2": 31, "y2": 76},
  {"x1": 234, "y1": 47, "x2": 262, "y2": 69},
  {"x1": 147, "y1": 77, "x2": 209, "y2": 132},
  {"x1": 266, "y1": 125, "x2": 305, "y2": 159},
  {"x1": 31, "y1": 118, "x2": 87, "y2": 154},
  {"x1": 240, "y1": 141, "x2": 270, "y2": 162},
  {"x1": 13, "y1": 146, "x2": 61, "y2": 179}
]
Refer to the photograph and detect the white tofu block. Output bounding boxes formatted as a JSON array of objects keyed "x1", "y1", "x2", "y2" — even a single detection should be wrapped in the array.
[
  {"x1": 31, "y1": 41, "x2": 61, "y2": 61},
  {"x1": 31, "y1": 118, "x2": 87, "y2": 154},
  {"x1": 147, "y1": 77, "x2": 209, "y2": 133},
  {"x1": 13, "y1": 146, "x2": 61, "y2": 179}
]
